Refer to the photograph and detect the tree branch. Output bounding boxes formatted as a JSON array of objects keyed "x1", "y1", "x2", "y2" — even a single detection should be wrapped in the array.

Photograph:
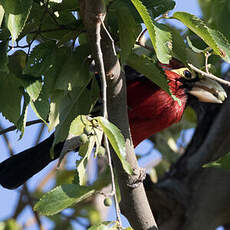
[
  {"x1": 80, "y1": 0, "x2": 158, "y2": 229},
  {"x1": 0, "y1": 119, "x2": 43, "y2": 136},
  {"x1": 188, "y1": 63, "x2": 230, "y2": 87}
]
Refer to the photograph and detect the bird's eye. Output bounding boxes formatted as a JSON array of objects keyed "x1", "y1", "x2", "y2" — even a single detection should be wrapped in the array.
[{"x1": 183, "y1": 70, "x2": 192, "y2": 79}]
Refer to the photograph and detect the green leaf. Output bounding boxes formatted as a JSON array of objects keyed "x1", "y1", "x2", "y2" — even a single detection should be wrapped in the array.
[
  {"x1": 78, "y1": 135, "x2": 96, "y2": 185},
  {"x1": 17, "y1": 92, "x2": 30, "y2": 139},
  {"x1": 130, "y1": 0, "x2": 172, "y2": 63},
  {"x1": 69, "y1": 115, "x2": 90, "y2": 136},
  {"x1": 168, "y1": 26, "x2": 187, "y2": 64},
  {"x1": 141, "y1": 0, "x2": 175, "y2": 19},
  {"x1": 153, "y1": 22, "x2": 172, "y2": 64},
  {"x1": 88, "y1": 222, "x2": 115, "y2": 230},
  {"x1": 117, "y1": 7, "x2": 141, "y2": 63},
  {"x1": 31, "y1": 88, "x2": 50, "y2": 124},
  {"x1": 55, "y1": 45, "x2": 91, "y2": 91},
  {"x1": 111, "y1": 0, "x2": 175, "y2": 22},
  {"x1": 199, "y1": 0, "x2": 230, "y2": 40},
  {"x1": 48, "y1": 91, "x2": 63, "y2": 132},
  {"x1": 24, "y1": 41, "x2": 57, "y2": 77},
  {"x1": 34, "y1": 184, "x2": 95, "y2": 216},
  {"x1": 52, "y1": 76, "x2": 99, "y2": 142},
  {"x1": 53, "y1": 80, "x2": 99, "y2": 146},
  {"x1": 25, "y1": 78, "x2": 42, "y2": 101},
  {"x1": 172, "y1": 11, "x2": 230, "y2": 63},
  {"x1": 96, "y1": 117, "x2": 132, "y2": 175},
  {"x1": 203, "y1": 152, "x2": 230, "y2": 170},
  {"x1": 8, "y1": 50, "x2": 27, "y2": 77},
  {"x1": 0, "y1": 26, "x2": 10, "y2": 40},
  {"x1": 186, "y1": 36, "x2": 204, "y2": 54},
  {"x1": 51, "y1": 0, "x2": 79, "y2": 11},
  {"x1": 42, "y1": 47, "x2": 70, "y2": 98},
  {"x1": 0, "y1": 219, "x2": 22, "y2": 230},
  {"x1": 0, "y1": 5, "x2": 4, "y2": 26},
  {"x1": 53, "y1": 88, "x2": 86, "y2": 144},
  {"x1": 57, "y1": 29, "x2": 82, "y2": 47},
  {"x1": 126, "y1": 52, "x2": 170, "y2": 94},
  {"x1": 56, "y1": 170, "x2": 75, "y2": 186},
  {"x1": 34, "y1": 10, "x2": 77, "y2": 41},
  {"x1": 0, "y1": 73, "x2": 22, "y2": 124},
  {"x1": 0, "y1": 41, "x2": 9, "y2": 73},
  {"x1": 1, "y1": 0, "x2": 32, "y2": 42},
  {"x1": 45, "y1": 11, "x2": 77, "y2": 39}
]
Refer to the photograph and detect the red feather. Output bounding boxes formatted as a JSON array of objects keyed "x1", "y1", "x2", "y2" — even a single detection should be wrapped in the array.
[{"x1": 127, "y1": 70, "x2": 187, "y2": 147}]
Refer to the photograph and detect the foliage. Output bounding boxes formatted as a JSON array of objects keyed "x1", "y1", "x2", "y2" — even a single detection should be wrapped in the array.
[{"x1": 1, "y1": 0, "x2": 230, "y2": 229}]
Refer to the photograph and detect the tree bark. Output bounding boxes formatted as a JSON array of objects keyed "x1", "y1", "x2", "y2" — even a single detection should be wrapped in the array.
[{"x1": 80, "y1": 1, "x2": 158, "y2": 229}]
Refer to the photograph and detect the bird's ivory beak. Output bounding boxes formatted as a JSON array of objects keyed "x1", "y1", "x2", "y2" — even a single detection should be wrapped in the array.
[{"x1": 188, "y1": 78, "x2": 227, "y2": 103}]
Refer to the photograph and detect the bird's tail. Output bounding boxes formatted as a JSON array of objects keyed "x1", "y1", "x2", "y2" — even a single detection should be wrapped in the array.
[{"x1": 0, "y1": 134, "x2": 64, "y2": 189}]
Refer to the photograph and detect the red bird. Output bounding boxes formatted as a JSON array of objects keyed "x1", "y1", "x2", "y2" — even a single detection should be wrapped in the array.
[
  {"x1": 126, "y1": 60, "x2": 226, "y2": 146},
  {"x1": 0, "y1": 60, "x2": 227, "y2": 189}
]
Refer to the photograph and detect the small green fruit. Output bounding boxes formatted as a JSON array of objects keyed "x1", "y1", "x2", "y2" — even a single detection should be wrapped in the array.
[
  {"x1": 104, "y1": 197, "x2": 112, "y2": 207},
  {"x1": 79, "y1": 133, "x2": 88, "y2": 144},
  {"x1": 97, "y1": 146, "x2": 106, "y2": 156}
]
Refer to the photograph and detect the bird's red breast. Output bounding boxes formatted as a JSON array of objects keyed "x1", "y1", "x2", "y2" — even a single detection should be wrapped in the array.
[{"x1": 127, "y1": 69, "x2": 187, "y2": 147}]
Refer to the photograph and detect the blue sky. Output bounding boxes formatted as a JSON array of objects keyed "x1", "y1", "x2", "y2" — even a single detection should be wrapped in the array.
[{"x1": 0, "y1": 1, "x2": 202, "y2": 230}]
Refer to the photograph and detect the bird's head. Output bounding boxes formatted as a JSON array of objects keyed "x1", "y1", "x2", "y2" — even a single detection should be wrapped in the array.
[{"x1": 161, "y1": 61, "x2": 227, "y2": 104}]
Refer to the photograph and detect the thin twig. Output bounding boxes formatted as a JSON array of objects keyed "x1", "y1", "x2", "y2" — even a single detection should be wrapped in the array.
[
  {"x1": 34, "y1": 123, "x2": 45, "y2": 145},
  {"x1": 35, "y1": 165, "x2": 57, "y2": 192},
  {"x1": 136, "y1": 29, "x2": 154, "y2": 52},
  {"x1": 28, "y1": 27, "x2": 77, "y2": 35},
  {"x1": 205, "y1": 52, "x2": 211, "y2": 74},
  {"x1": 101, "y1": 22, "x2": 116, "y2": 57},
  {"x1": 0, "y1": 122, "x2": 14, "y2": 156},
  {"x1": 96, "y1": 17, "x2": 122, "y2": 228},
  {"x1": 135, "y1": 41, "x2": 154, "y2": 52},
  {"x1": 13, "y1": 190, "x2": 25, "y2": 219},
  {"x1": 0, "y1": 119, "x2": 43, "y2": 135},
  {"x1": 9, "y1": 44, "x2": 30, "y2": 49},
  {"x1": 26, "y1": 37, "x2": 35, "y2": 63},
  {"x1": 23, "y1": 184, "x2": 44, "y2": 230},
  {"x1": 155, "y1": 12, "x2": 169, "y2": 22},
  {"x1": 137, "y1": 28, "x2": 147, "y2": 45},
  {"x1": 188, "y1": 63, "x2": 230, "y2": 87}
]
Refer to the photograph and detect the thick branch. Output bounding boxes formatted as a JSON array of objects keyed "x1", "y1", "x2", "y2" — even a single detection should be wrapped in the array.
[{"x1": 80, "y1": 1, "x2": 158, "y2": 229}]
